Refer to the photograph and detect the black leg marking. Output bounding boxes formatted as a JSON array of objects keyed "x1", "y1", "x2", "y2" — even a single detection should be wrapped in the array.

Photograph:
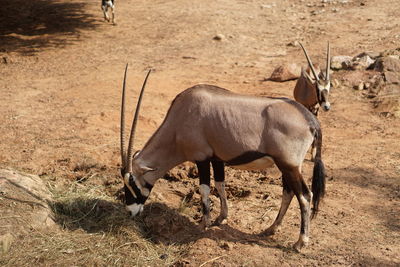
[
  {"x1": 211, "y1": 160, "x2": 225, "y2": 182},
  {"x1": 196, "y1": 160, "x2": 211, "y2": 186}
]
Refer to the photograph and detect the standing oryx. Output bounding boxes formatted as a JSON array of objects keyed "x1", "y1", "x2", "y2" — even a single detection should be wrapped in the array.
[
  {"x1": 294, "y1": 42, "x2": 331, "y2": 116},
  {"x1": 102, "y1": 0, "x2": 115, "y2": 24},
  {"x1": 119, "y1": 65, "x2": 326, "y2": 251}
]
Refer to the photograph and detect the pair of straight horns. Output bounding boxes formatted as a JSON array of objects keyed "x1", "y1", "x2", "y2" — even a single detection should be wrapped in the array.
[
  {"x1": 299, "y1": 42, "x2": 331, "y2": 81},
  {"x1": 120, "y1": 64, "x2": 152, "y2": 174}
]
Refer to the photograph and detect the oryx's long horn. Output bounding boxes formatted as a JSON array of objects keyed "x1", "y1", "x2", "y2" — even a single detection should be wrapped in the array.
[
  {"x1": 326, "y1": 42, "x2": 331, "y2": 81},
  {"x1": 120, "y1": 64, "x2": 129, "y2": 171},
  {"x1": 126, "y1": 69, "x2": 152, "y2": 172},
  {"x1": 299, "y1": 42, "x2": 320, "y2": 82}
]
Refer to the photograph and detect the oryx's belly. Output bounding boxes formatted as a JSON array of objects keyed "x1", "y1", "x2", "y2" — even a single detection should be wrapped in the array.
[{"x1": 230, "y1": 156, "x2": 275, "y2": 170}]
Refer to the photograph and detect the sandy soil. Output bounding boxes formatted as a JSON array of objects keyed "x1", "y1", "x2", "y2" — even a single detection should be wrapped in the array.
[{"x1": 1, "y1": 0, "x2": 399, "y2": 266}]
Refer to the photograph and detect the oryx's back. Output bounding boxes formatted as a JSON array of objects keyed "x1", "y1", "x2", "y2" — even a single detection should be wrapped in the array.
[{"x1": 167, "y1": 84, "x2": 319, "y2": 166}]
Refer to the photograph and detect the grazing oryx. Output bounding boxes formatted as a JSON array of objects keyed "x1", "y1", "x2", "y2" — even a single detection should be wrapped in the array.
[
  {"x1": 294, "y1": 42, "x2": 331, "y2": 116},
  {"x1": 119, "y1": 66, "x2": 326, "y2": 251},
  {"x1": 102, "y1": 0, "x2": 115, "y2": 24}
]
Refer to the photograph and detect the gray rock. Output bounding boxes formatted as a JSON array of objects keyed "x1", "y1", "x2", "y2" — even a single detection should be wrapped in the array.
[
  {"x1": 373, "y1": 84, "x2": 400, "y2": 117},
  {"x1": 330, "y1": 55, "x2": 352, "y2": 70},
  {"x1": 351, "y1": 55, "x2": 375, "y2": 70},
  {"x1": 374, "y1": 56, "x2": 400, "y2": 72},
  {"x1": 268, "y1": 63, "x2": 301, "y2": 82}
]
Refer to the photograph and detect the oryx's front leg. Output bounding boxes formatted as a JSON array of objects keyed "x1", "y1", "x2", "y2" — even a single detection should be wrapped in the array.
[
  {"x1": 212, "y1": 160, "x2": 228, "y2": 225},
  {"x1": 261, "y1": 177, "x2": 294, "y2": 236},
  {"x1": 196, "y1": 160, "x2": 211, "y2": 230},
  {"x1": 102, "y1": 5, "x2": 109, "y2": 21}
]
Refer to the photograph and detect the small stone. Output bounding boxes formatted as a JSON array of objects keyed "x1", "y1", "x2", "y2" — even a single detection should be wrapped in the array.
[
  {"x1": 355, "y1": 82, "x2": 364, "y2": 90},
  {"x1": 213, "y1": 34, "x2": 225, "y2": 41},
  {"x1": 364, "y1": 82, "x2": 371, "y2": 89},
  {"x1": 219, "y1": 241, "x2": 233, "y2": 251},
  {"x1": 287, "y1": 40, "x2": 299, "y2": 47},
  {"x1": 331, "y1": 79, "x2": 340, "y2": 88}
]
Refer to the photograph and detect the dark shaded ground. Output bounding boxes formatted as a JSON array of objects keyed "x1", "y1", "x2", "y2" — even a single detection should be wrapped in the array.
[{"x1": 0, "y1": 0, "x2": 98, "y2": 55}]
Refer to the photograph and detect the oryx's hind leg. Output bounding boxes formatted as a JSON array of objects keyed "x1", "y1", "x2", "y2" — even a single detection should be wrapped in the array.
[
  {"x1": 284, "y1": 167, "x2": 313, "y2": 251},
  {"x1": 310, "y1": 139, "x2": 316, "y2": 161},
  {"x1": 196, "y1": 160, "x2": 211, "y2": 230},
  {"x1": 211, "y1": 160, "x2": 228, "y2": 225},
  {"x1": 261, "y1": 176, "x2": 294, "y2": 236},
  {"x1": 110, "y1": 2, "x2": 115, "y2": 24}
]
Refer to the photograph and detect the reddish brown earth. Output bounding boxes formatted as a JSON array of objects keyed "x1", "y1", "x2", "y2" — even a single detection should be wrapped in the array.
[{"x1": 0, "y1": 0, "x2": 399, "y2": 266}]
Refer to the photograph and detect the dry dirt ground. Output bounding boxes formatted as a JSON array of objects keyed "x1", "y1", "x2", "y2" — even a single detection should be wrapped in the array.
[{"x1": 0, "y1": 0, "x2": 399, "y2": 266}]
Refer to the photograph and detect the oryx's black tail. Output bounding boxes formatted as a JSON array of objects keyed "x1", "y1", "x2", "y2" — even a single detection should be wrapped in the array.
[{"x1": 311, "y1": 128, "x2": 326, "y2": 219}]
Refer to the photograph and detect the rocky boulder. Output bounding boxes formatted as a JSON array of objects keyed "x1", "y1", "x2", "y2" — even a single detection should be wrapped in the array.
[
  {"x1": 330, "y1": 55, "x2": 353, "y2": 70},
  {"x1": 268, "y1": 63, "x2": 301, "y2": 82},
  {"x1": 374, "y1": 56, "x2": 400, "y2": 72},
  {"x1": 0, "y1": 169, "x2": 56, "y2": 235}
]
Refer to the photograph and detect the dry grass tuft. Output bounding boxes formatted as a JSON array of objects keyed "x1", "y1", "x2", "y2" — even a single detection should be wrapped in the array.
[{"x1": 0, "y1": 181, "x2": 188, "y2": 266}]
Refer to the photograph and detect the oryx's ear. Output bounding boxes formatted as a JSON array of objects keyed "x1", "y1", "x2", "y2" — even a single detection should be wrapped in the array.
[
  {"x1": 140, "y1": 166, "x2": 157, "y2": 174},
  {"x1": 303, "y1": 69, "x2": 313, "y2": 82},
  {"x1": 133, "y1": 150, "x2": 141, "y2": 158}
]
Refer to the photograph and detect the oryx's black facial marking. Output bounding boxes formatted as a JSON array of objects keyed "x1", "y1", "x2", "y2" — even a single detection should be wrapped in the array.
[
  {"x1": 125, "y1": 174, "x2": 151, "y2": 204},
  {"x1": 226, "y1": 151, "x2": 270, "y2": 166},
  {"x1": 124, "y1": 184, "x2": 136, "y2": 205}
]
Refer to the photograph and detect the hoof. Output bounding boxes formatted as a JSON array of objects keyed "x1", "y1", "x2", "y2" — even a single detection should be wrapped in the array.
[
  {"x1": 199, "y1": 218, "x2": 211, "y2": 231},
  {"x1": 259, "y1": 226, "x2": 278, "y2": 237},
  {"x1": 293, "y1": 239, "x2": 308, "y2": 252},
  {"x1": 212, "y1": 216, "x2": 227, "y2": 226}
]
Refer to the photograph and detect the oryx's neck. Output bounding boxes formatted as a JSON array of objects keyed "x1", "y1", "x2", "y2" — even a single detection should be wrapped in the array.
[{"x1": 135, "y1": 121, "x2": 185, "y2": 185}]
